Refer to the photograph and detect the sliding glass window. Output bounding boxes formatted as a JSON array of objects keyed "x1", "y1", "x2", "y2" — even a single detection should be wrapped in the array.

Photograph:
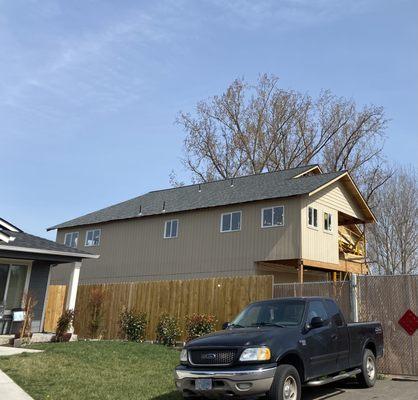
[
  {"x1": 0, "y1": 264, "x2": 28, "y2": 309},
  {"x1": 0, "y1": 264, "x2": 9, "y2": 306}
]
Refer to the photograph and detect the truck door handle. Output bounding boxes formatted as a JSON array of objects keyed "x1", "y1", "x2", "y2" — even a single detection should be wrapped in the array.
[{"x1": 331, "y1": 334, "x2": 338, "y2": 341}]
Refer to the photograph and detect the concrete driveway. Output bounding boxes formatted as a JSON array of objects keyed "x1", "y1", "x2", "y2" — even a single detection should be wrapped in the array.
[{"x1": 302, "y1": 379, "x2": 418, "y2": 400}]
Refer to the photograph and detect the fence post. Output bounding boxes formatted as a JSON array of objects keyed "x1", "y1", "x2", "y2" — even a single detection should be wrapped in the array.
[{"x1": 350, "y1": 274, "x2": 359, "y2": 322}]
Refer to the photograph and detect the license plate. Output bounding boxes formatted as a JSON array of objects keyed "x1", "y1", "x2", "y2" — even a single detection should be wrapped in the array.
[{"x1": 195, "y1": 378, "x2": 212, "y2": 391}]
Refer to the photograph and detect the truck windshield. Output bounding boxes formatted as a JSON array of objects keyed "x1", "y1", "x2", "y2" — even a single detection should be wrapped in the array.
[{"x1": 230, "y1": 300, "x2": 305, "y2": 328}]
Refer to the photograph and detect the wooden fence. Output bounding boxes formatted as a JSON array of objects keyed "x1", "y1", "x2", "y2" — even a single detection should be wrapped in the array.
[
  {"x1": 43, "y1": 274, "x2": 418, "y2": 376},
  {"x1": 43, "y1": 285, "x2": 67, "y2": 333},
  {"x1": 72, "y1": 275, "x2": 273, "y2": 340}
]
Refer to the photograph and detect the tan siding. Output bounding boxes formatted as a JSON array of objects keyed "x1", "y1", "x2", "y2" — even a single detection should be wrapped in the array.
[
  {"x1": 300, "y1": 195, "x2": 339, "y2": 264},
  {"x1": 310, "y1": 181, "x2": 364, "y2": 219},
  {"x1": 52, "y1": 198, "x2": 301, "y2": 284}
]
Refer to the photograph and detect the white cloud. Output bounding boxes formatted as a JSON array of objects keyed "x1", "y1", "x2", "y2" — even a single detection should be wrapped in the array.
[
  {"x1": 0, "y1": 3, "x2": 175, "y2": 118},
  {"x1": 206, "y1": 0, "x2": 373, "y2": 30}
]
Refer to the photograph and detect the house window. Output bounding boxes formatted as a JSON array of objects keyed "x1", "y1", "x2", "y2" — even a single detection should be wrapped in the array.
[
  {"x1": 85, "y1": 229, "x2": 101, "y2": 247},
  {"x1": 64, "y1": 232, "x2": 79, "y2": 248},
  {"x1": 164, "y1": 219, "x2": 178, "y2": 238},
  {"x1": 308, "y1": 207, "x2": 318, "y2": 228},
  {"x1": 221, "y1": 211, "x2": 241, "y2": 232},
  {"x1": 262, "y1": 206, "x2": 284, "y2": 228},
  {"x1": 0, "y1": 264, "x2": 29, "y2": 309},
  {"x1": 324, "y1": 212, "x2": 332, "y2": 232}
]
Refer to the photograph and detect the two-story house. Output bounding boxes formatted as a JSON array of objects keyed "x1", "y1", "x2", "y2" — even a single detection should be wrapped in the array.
[{"x1": 48, "y1": 165, "x2": 375, "y2": 285}]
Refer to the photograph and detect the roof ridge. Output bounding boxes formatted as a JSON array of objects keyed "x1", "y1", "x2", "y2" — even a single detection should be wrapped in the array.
[
  {"x1": 148, "y1": 164, "x2": 320, "y2": 194},
  {"x1": 294, "y1": 170, "x2": 346, "y2": 181}
]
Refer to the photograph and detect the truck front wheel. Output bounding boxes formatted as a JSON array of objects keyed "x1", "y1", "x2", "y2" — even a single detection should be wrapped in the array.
[
  {"x1": 267, "y1": 364, "x2": 301, "y2": 400},
  {"x1": 357, "y1": 349, "x2": 377, "y2": 388}
]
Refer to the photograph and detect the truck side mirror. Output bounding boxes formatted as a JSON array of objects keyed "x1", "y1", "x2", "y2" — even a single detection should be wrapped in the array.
[
  {"x1": 310, "y1": 316, "x2": 325, "y2": 329},
  {"x1": 222, "y1": 322, "x2": 230, "y2": 330}
]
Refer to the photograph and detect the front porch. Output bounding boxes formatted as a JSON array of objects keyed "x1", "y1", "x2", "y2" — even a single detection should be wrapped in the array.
[{"x1": 0, "y1": 218, "x2": 98, "y2": 335}]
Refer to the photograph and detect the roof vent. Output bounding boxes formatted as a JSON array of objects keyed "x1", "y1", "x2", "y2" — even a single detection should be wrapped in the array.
[
  {"x1": 230, "y1": 179, "x2": 234, "y2": 187},
  {"x1": 162, "y1": 201, "x2": 166, "y2": 213},
  {"x1": 138, "y1": 205, "x2": 142, "y2": 216},
  {"x1": 198, "y1": 184, "x2": 202, "y2": 193}
]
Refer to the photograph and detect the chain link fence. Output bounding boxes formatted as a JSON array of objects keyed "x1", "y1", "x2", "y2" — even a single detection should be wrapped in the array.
[{"x1": 273, "y1": 274, "x2": 418, "y2": 376}]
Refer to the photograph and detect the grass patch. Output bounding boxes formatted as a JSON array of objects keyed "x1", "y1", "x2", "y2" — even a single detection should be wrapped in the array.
[{"x1": 0, "y1": 341, "x2": 182, "y2": 400}]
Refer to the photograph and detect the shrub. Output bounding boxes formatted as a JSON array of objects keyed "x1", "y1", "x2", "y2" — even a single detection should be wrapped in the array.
[
  {"x1": 185, "y1": 313, "x2": 216, "y2": 342},
  {"x1": 55, "y1": 309, "x2": 75, "y2": 342},
  {"x1": 89, "y1": 288, "x2": 105, "y2": 338},
  {"x1": 120, "y1": 309, "x2": 148, "y2": 342},
  {"x1": 155, "y1": 313, "x2": 181, "y2": 346}
]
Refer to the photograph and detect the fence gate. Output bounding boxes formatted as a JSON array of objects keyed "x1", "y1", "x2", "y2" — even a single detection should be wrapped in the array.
[
  {"x1": 43, "y1": 285, "x2": 67, "y2": 333},
  {"x1": 357, "y1": 275, "x2": 418, "y2": 376},
  {"x1": 273, "y1": 275, "x2": 418, "y2": 376}
]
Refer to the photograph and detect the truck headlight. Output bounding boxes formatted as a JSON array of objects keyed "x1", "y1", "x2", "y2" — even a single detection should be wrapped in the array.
[
  {"x1": 180, "y1": 349, "x2": 188, "y2": 362},
  {"x1": 239, "y1": 347, "x2": 271, "y2": 362}
]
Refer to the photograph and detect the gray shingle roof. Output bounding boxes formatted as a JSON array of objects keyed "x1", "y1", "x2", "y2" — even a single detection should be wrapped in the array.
[
  {"x1": 48, "y1": 166, "x2": 346, "y2": 230},
  {"x1": 0, "y1": 229, "x2": 92, "y2": 256}
]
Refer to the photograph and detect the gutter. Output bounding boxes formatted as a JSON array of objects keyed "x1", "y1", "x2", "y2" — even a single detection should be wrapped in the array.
[{"x1": 0, "y1": 244, "x2": 100, "y2": 259}]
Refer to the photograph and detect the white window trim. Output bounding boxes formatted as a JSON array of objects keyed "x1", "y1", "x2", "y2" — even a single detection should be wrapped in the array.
[
  {"x1": 323, "y1": 212, "x2": 333, "y2": 234},
  {"x1": 220, "y1": 211, "x2": 242, "y2": 233},
  {"x1": 164, "y1": 219, "x2": 179, "y2": 239},
  {"x1": 261, "y1": 206, "x2": 285, "y2": 228},
  {"x1": 84, "y1": 229, "x2": 101, "y2": 247},
  {"x1": 64, "y1": 232, "x2": 79, "y2": 248},
  {"x1": 1, "y1": 262, "x2": 32, "y2": 311},
  {"x1": 307, "y1": 206, "x2": 319, "y2": 230}
]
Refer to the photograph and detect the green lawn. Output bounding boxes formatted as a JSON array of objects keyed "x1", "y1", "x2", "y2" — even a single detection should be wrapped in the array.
[{"x1": 0, "y1": 341, "x2": 183, "y2": 400}]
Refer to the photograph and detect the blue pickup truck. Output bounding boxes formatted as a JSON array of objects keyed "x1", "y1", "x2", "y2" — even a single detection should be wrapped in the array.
[{"x1": 175, "y1": 297, "x2": 383, "y2": 400}]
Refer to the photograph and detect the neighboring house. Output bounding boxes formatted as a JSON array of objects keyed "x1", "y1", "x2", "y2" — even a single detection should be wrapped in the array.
[
  {"x1": 0, "y1": 218, "x2": 97, "y2": 334},
  {"x1": 48, "y1": 165, "x2": 375, "y2": 286}
]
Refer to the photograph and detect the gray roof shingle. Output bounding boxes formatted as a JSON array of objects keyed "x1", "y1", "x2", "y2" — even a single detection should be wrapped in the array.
[
  {"x1": 48, "y1": 166, "x2": 345, "y2": 230},
  {"x1": 0, "y1": 230, "x2": 92, "y2": 256}
]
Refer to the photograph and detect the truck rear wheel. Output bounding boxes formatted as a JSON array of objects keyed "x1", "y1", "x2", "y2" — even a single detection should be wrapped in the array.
[
  {"x1": 267, "y1": 364, "x2": 301, "y2": 400},
  {"x1": 357, "y1": 349, "x2": 377, "y2": 388}
]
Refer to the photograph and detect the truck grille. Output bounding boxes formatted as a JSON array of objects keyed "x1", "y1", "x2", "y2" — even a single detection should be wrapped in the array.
[{"x1": 189, "y1": 349, "x2": 237, "y2": 365}]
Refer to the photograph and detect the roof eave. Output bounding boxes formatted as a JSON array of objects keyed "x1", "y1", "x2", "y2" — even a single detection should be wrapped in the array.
[{"x1": 0, "y1": 244, "x2": 100, "y2": 260}]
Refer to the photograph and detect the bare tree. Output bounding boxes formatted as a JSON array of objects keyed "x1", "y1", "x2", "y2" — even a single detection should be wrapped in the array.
[
  {"x1": 367, "y1": 166, "x2": 417, "y2": 275},
  {"x1": 176, "y1": 74, "x2": 389, "y2": 200}
]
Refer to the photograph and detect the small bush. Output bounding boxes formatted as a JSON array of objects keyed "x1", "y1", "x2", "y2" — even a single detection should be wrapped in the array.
[
  {"x1": 185, "y1": 313, "x2": 216, "y2": 342},
  {"x1": 120, "y1": 309, "x2": 148, "y2": 342},
  {"x1": 156, "y1": 313, "x2": 181, "y2": 346},
  {"x1": 55, "y1": 309, "x2": 75, "y2": 342}
]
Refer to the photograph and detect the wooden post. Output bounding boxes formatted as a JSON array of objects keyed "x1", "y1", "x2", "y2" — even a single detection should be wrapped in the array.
[
  {"x1": 65, "y1": 261, "x2": 82, "y2": 333},
  {"x1": 297, "y1": 260, "x2": 304, "y2": 283},
  {"x1": 332, "y1": 271, "x2": 337, "y2": 282},
  {"x1": 297, "y1": 260, "x2": 304, "y2": 296}
]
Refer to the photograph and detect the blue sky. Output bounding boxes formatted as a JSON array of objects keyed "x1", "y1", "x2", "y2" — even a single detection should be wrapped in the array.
[{"x1": 1, "y1": 0, "x2": 417, "y2": 239}]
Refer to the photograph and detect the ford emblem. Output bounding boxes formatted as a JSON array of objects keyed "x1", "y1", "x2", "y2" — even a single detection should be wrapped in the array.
[{"x1": 202, "y1": 353, "x2": 216, "y2": 360}]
